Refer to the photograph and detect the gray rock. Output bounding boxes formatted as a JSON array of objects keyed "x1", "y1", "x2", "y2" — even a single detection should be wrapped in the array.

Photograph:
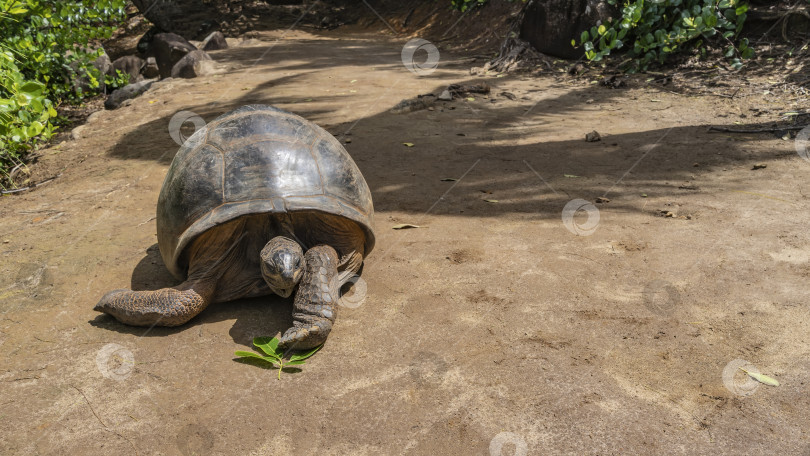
[
  {"x1": 104, "y1": 79, "x2": 156, "y2": 110},
  {"x1": 86, "y1": 111, "x2": 104, "y2": 124},
  {"x1": 142, "y1": 57, "x2": 160, "y2": 79},
  {"x1": 519, "y1": 0, "x2": 618, "y2": 59},
  {"x1": 201, "y1": 31, "x2": 228, "y2": 51},
  {"x1": 437, "y1": 89, "x2": 453, "y2": 101},
  {"x1": 151, "y1": 33, "x2": 197, "y2": 78},
  {"x1": 170, "y1": 50, "x2": 215, "y2": 78},
  {"x1": 112, "y1": 55, "x2": 145, "y2": 82},
  {"x1": 71, "y1": 124, "x2": 87, "y2": 140}
]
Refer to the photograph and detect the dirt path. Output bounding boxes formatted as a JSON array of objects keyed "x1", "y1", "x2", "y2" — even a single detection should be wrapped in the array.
[{"x1": 1, "y1": 29, "x2": 808, "y2": 455}]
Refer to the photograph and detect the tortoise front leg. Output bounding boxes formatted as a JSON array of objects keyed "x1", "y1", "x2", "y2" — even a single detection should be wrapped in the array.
[
  {"x1": 94, "y1": 278, "x2": 216, "y2": 327},
  {"x1": 279, "y1": 245, "x2": 339, "y2": 350}
]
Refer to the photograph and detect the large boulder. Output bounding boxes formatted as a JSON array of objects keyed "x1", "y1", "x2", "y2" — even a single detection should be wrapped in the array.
[
  {"x1": 170, "y1": 50, "x2": 215, "y2": 78},
  {"x1": 151, "y1": 33, "x2": 197, "y2": 78},
  {"x1": 112, "y1": 55, "x2": 145, "y2": 82},
  {"x1": 201, "y1": 31, "x2": 228, "y2": 51},
  {"x1": 519, "y1": 0, "x2": 618, "y2": 59}
]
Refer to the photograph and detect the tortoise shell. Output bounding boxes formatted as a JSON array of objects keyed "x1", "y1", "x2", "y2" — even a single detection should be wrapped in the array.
[{"x1": 156, "y1": 104, "x2": 375, "y2": 279}]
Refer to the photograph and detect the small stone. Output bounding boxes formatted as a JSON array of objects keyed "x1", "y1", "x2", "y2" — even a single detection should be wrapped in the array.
[
  {"x1": 170, "y1": 50, "x2": 216, "y2": 79},
  {"x1": 201, "y1": 31, "x2": 228, "y2": 51},
  {"x1": 86, "y1": 111, "x2": 104, "y2": 124},
  {"x1": 71, "y1": 125, "x2": 87, "y2": 140},
  {"x1": 693, "y1": 162, "x2": 699, "y2": 167},
  {"x1": 585, "y1": 130, "x2": 601, "y2": 142},
  {"x1": 438, "y1": 89, "x2": 453, "y2": 101},
  {"x1": 105, "y1": 79, "x2": 155, "y2": 110},
  {"x1": 344, "y1": 138, "x2": 352, "y2": 143},
  {"x1": 686, "y1": 215, "x2": 693, "y2": 220},
  {"x1": 752, "y1": 163, "x2": 767, "y2": 170},
  {"x1": 141, "y1": 57, "x2": 159, "y2": 78},
  {"x1": 595, "y1": 197, "x2": 610, "y2": 203},
  {"x1": 3, "y1": 240, "x2": 9, "y2": 243}
]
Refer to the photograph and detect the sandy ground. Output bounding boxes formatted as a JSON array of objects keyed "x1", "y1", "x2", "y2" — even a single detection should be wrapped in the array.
[{"x1": 1, "y1": 29, "x2": 809, "y2": 455}]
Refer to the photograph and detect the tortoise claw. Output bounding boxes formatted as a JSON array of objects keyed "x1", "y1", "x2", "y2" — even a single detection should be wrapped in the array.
[{"x1": 279, "y1": 321, "x2": 330, "y2": 350}]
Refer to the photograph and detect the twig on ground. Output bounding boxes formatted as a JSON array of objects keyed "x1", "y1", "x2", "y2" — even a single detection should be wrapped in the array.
[{"x1": 0, "y1": 175, "x2": 58, "y2": 195}]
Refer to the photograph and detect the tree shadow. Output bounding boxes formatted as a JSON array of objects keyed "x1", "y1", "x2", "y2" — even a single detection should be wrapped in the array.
[{"x1": 108, "y1": 30, "x2": 790, "y2": 218}]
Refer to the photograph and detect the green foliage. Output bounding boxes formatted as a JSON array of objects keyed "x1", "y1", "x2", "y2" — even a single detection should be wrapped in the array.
[
  {"x1": 0, "y1": 55, "x2": 57, "y2": 176},
  {"x1": 576, "y1": 0, "x2": 753, "y2": 71},
  {"x1": 235, "y1": 336, "x2": 323, "y2": 379},
  {"x1": 450, "y1": 0, "x2": 489, "y2": 12},
  {"x1": 0, "y1": 0, "x2": 127, "y2": 187},
  {"x1": 105, "y1": 69, "x2": 131, "y2": 92}
]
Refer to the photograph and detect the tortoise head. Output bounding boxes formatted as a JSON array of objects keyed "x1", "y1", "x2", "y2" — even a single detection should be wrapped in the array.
[{"x1": 260, "y1": 236, "x2": 304, "y2": 298}]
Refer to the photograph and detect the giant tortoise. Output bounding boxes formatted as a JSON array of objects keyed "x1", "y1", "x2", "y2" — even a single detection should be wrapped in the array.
[{"x1": 95, "y1": 104, "x2": 375, "y2": 349}]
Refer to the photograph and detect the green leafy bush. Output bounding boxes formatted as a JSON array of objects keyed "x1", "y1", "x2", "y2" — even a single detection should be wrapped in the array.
[
  {"x1": 576, "y1": 0, "x2": 753, "y2": 71},
  {"x1": 0, "y1": 57, "x2": 57, "y2": 175},
  {"x1": 0, "y1": 0, "x2": 127, "y2": 188},
  {"x1": 450, "y1": 0, "x2": 490, "y2": 12}
]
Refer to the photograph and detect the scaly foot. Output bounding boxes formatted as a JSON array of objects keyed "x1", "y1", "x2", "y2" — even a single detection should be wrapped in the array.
[{"x1": 279, "y1": 245, "x2": 339, "y2": 350}]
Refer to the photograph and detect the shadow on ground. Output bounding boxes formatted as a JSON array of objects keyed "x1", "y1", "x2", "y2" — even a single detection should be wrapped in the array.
[{"x1": 109, "y1": 35, "x2": 789, "y2": 220}]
